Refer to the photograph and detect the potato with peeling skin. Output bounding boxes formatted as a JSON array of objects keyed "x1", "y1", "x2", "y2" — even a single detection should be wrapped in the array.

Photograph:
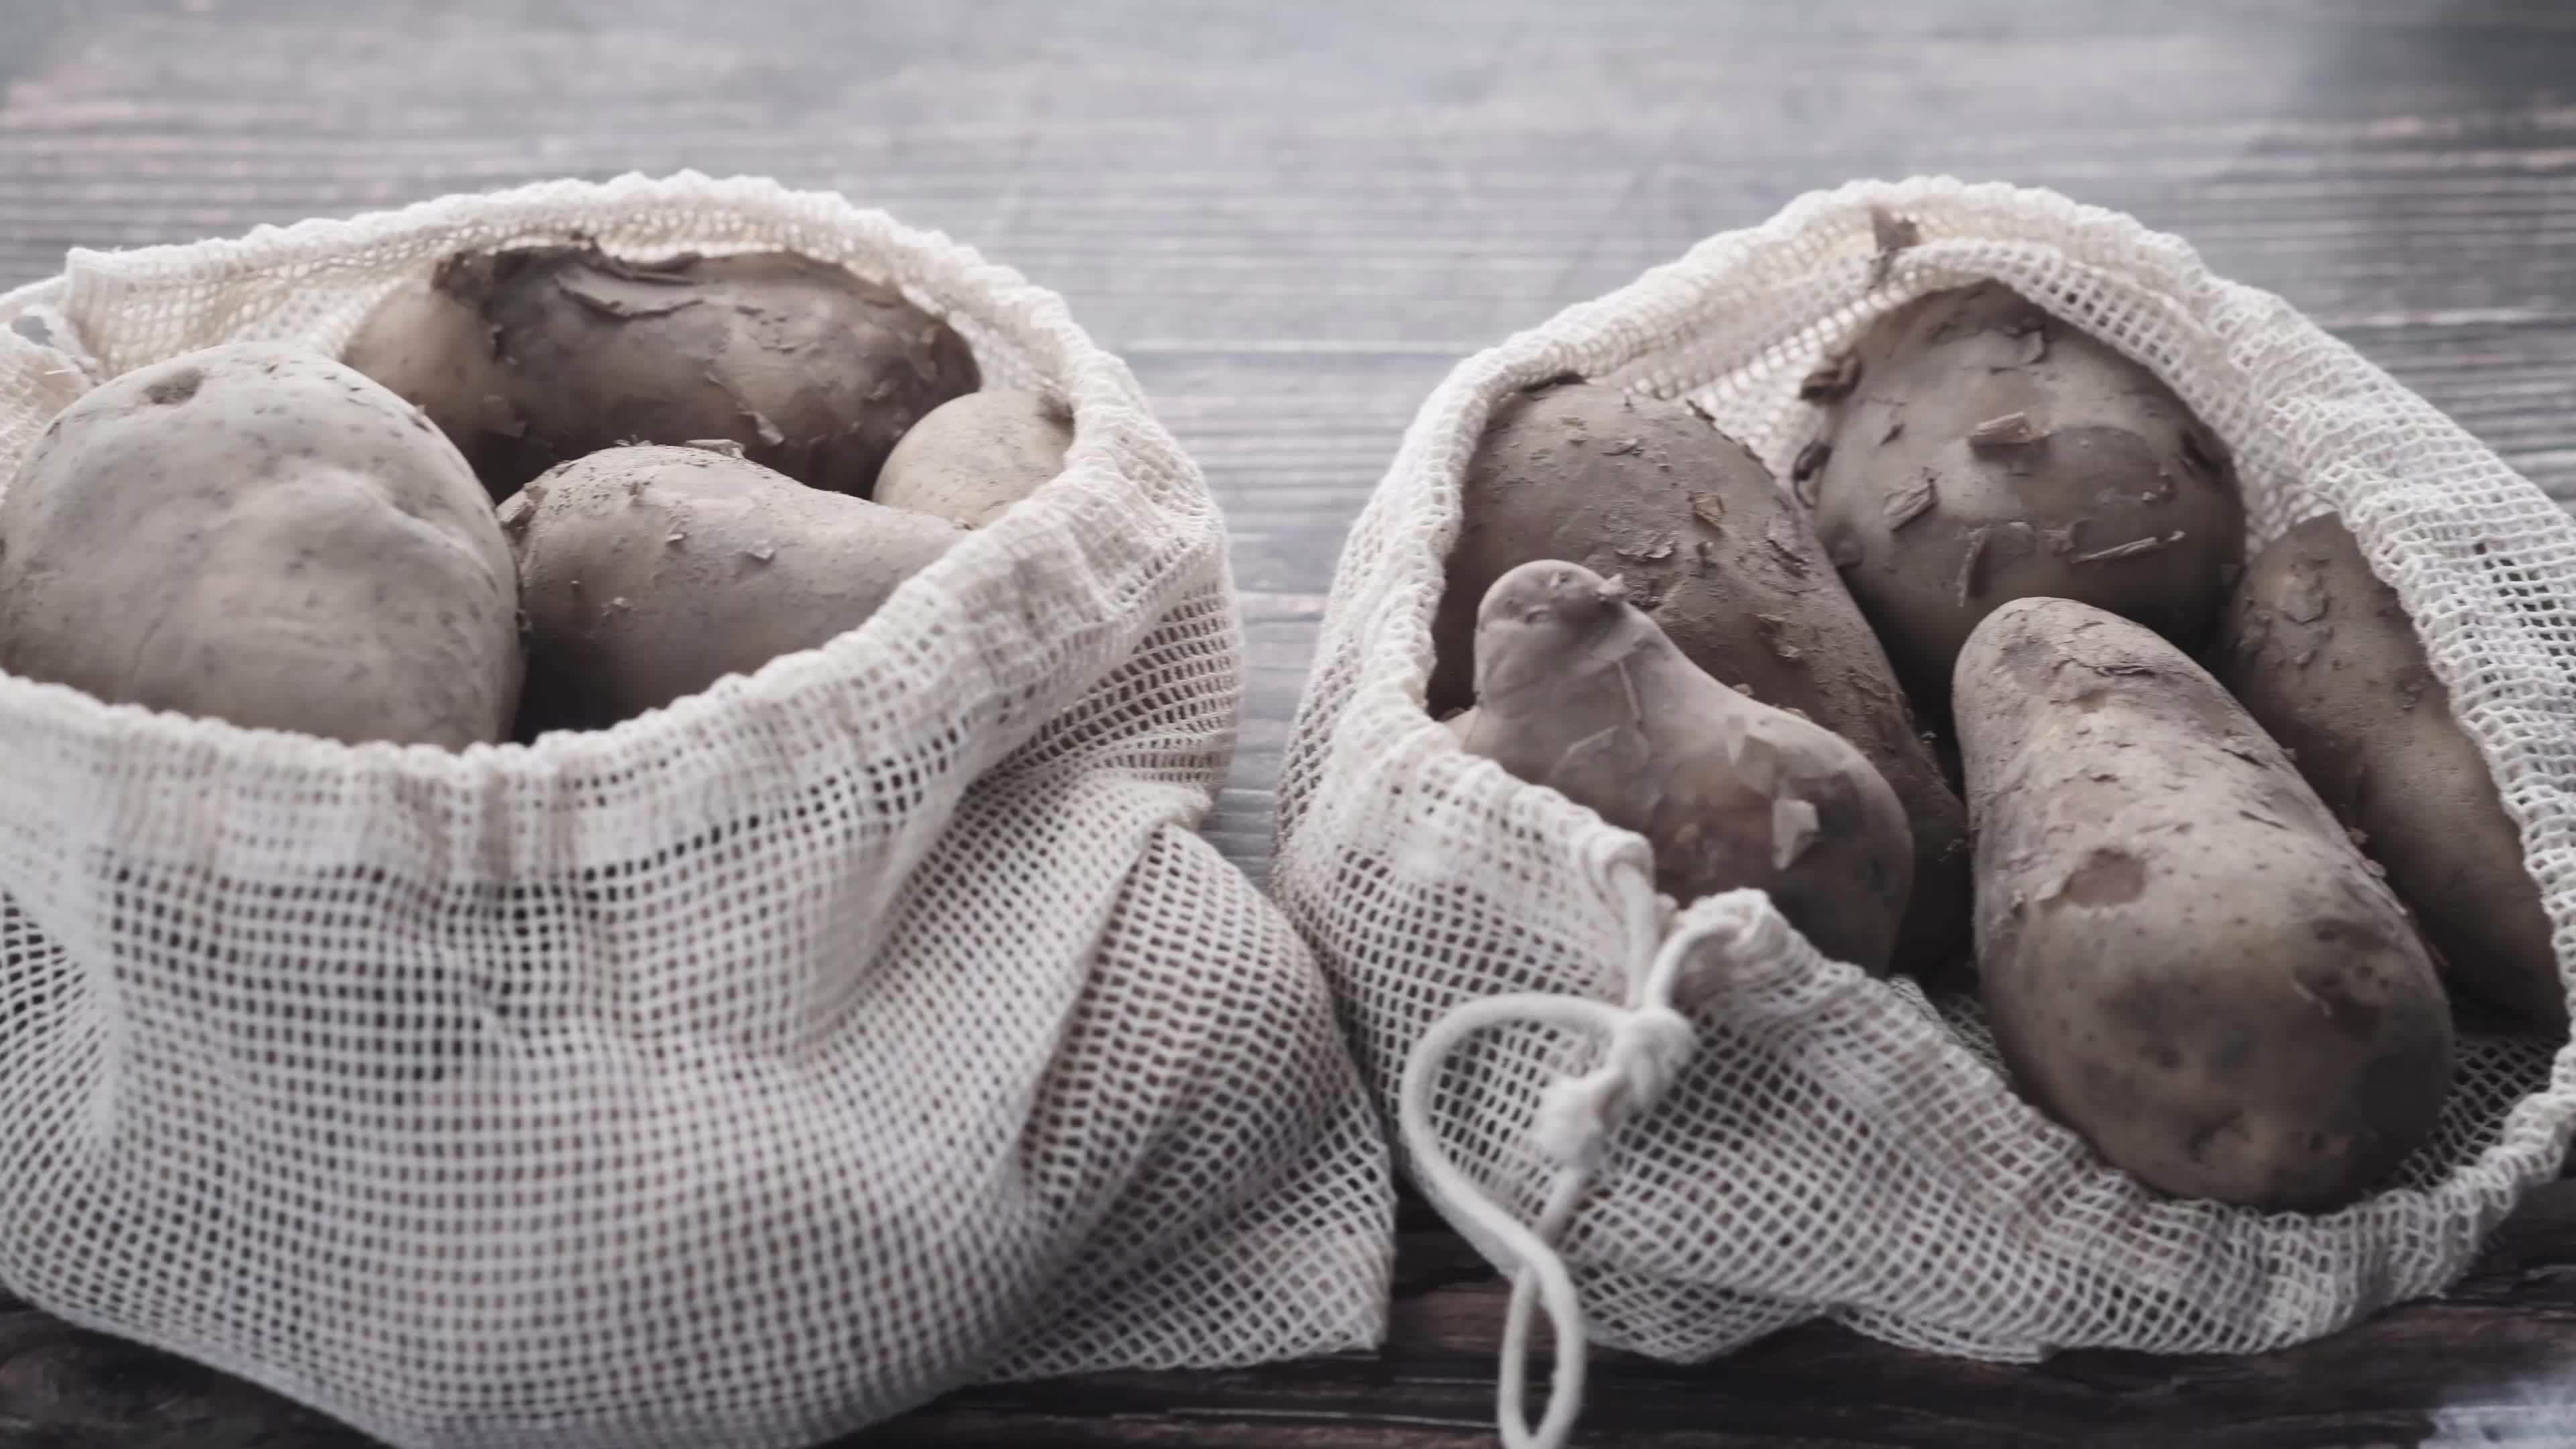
[
  {"x1": 349, "y1": 245, "x2": 979, "y2": 502},
  {"x1": 1809, "y1": 281, "x2": 2245, "y2": 705},
  {"x1": 1432, "y1": 376, "x2": 1968, "y2": 974},
  {"x1": 2214, "y1": 515, "x2": 2565, "y2": 1030},
  {"x1": 0, "y1": 342, "x2": 521, "y2": 749},
  {"x1": 1449, "y1": 559, "x2": 1913, "y2": 975},
  {"x1": 501, "y1": 442, "x2": 963, "y2": 735},
  {"x1": 873, "y1": 389, "x2": 1073, "y2": 528},
  {"x1": 1957, "y1": 596, "x2": 2453, "y2": 1212}
]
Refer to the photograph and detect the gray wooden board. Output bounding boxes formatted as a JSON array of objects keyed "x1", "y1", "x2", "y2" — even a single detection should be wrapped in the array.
[{"x1": 3, "y1": 0, "x2": 2575, "y2": 1442}]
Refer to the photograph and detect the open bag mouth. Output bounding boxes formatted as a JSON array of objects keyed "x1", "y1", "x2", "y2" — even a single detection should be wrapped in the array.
[
  {"x1": 0, "y1": 170, "x2": 1218, "y2": 787},
  {"x1": 0, "y1": 172, "x2": 1236, "y2": 875},
  {"x1": 0, "y1": 169, "x2": 1262, "y2": 1017},
  {"x1": 1274, "y1": 174, "x2": 2576, "y2": 1449},
  {"x1": 0, "y1": 172, "x2": 1397, "y2": 1449}
]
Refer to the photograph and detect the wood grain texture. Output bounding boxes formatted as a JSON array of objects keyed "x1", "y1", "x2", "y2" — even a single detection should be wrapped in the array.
[
  {"x1": 3, "y1": 0, "x2": 2575, "y2": 1444},
  {"x1": 11, "y1": 1186, "x2": 2576, "y2": 1447}
]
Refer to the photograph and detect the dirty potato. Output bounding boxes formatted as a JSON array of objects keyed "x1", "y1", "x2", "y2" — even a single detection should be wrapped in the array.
[
  {"x1": 0, "y1": 343, "x2": 520, "y2": 748},
  {"x1": 340, "y1": 275, "x2": 523, "y2": 487},
  {"x1": 1450, "y1": 559, "x2": 1913, "y2": 973},
  {"x1": 872, "y1": 388, "x2": 1073, "y2": 528},
  {"x1": 501, "y1": 442, "x2": 963, "y2": 735},
  {"x1": 1809, "y1": 281, "x2": 2245, "y2": 704},
  {"x1": 2214, "y1": 515, "x2": 2564, "y2": 1030},
  {"x1": 350, "y1": 246, "x2": 979, "y2": 501},
  {"x1": 1957, "y1": 596, "x2": 2453, "y2": 1212},
  {"x1": 1433, "y1": 376, "x2": 1970, "y2": 973}
]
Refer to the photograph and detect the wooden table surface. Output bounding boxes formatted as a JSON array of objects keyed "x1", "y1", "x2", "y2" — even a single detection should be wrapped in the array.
[{"x1": 6, "y1": 1, "x2": 2576, "y2": 1444}]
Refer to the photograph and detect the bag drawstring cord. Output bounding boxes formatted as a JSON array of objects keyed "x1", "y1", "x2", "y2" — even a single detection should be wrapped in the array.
[{"x1": 1396, "y1": 841, "x2": 1723, "y2": 1449}]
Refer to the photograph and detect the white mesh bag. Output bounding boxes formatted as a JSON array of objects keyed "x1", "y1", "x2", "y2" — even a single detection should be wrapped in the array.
[
  {"x1": 0, "y1": 172, "x2": 1393, "y2": 1449},
  {"x1": 1273, "y1": 175, "x2": 2576, "y2": 1449}
]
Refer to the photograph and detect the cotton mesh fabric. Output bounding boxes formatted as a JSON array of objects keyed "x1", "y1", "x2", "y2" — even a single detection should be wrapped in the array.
[
  {"x1": 0, "y1": 172, "x2": 1393, "y2": 1449},
  {"x1": 1275, "y1": 176, "x2": 2575, "y2": 1366}
]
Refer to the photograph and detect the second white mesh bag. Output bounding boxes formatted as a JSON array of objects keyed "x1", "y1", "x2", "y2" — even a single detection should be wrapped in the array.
[
  {"x1": 1273, "y1": 176, "x2": 2575, "y2": 1448},
  {"x1": 0, "y1": 173, "x2": 1393, "y2": 1449}
]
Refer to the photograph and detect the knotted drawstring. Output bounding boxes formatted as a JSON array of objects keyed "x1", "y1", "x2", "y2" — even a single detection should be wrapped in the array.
[
  {"x1": 1528, "y1": 1006, "x2": 1697, "y2": 1171},
  {"x1": 1396, "y1": 841, "x2": 1742, "y2": 1449}
]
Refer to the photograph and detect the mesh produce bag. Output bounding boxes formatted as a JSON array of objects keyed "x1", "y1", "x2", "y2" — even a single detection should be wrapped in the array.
[
  {"x1": 1273, "y1": 176, "x2": 2576, "y2": 1448},
  {"x1": 0, "y1": 172, "x2": 1393, "y2": 1449}
]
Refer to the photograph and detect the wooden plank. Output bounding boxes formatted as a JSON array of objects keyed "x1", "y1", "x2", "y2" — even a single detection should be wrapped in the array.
[
  {"x1": 11, "y1": 1185, "x2": 2576, "y2": 1446},
  {"x1": 880, "y1": 1183, "x2": 2576, "y2": 1446}
]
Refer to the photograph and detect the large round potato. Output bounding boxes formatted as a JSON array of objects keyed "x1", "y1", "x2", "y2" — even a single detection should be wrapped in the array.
[
  {"x1": 1810, "y1": 282, "x2": 2245, "y2": 704},
  {"x1": 350, "y1": 246, "x2": 980, "y2": 501},
  {"x1": 1957, "y1": 596, "x2": 2453, "y2": 1212},
  {"x1": 0, "y1": 343, "x2": 521, "y2": 749},
  {"x1": 2214, "y1": 515, "x2": 2565, "y2": 1030},
  {"x1": 501, "y1": 443, "x2": 964, "y2": 735},
  {"x1": 1432, "y1": 377, "x2": 1970, "y2": 973}
]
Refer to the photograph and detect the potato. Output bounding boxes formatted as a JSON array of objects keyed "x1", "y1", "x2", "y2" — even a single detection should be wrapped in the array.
[
  {"x1": 340, "y1": 276, "x2": 521, "y2": 486},
  {"x1": 1809, "y1": 281, "x2": 2245, "y2": 704},
  {"x1": 2214, "y1": 515, "x2": 2564, "y2": 1030},
  {"x1": 502, "y1": 442, "x2": 963, "y2": 734},
  {"x1": 1432, "y1": 377, "x2": 1969, "y2": 973},
  {"x1": 1957, "y1": 596, "x2": 2453, "y2": 1212},
  {"x1": 0, "y1": 343, "x2": 520, "y2": 749},
  {"x1": 348, "y1": 246, "x2": 979, "y2": 502},
  {"x1": 873, "y1": 389, "x2": 1073, "y2": 528},
  {"x1": 1450, "y1": 559, "x2": 1913, "y2": 974}
]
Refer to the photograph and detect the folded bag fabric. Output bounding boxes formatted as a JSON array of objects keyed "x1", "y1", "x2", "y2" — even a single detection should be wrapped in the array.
[
  {"x1": 1273, "y1": 175, "x2": 2575, "y2": 1449},
  {"x1": 0, "y1": 172, "x2": 1394, "y2": 1449}
]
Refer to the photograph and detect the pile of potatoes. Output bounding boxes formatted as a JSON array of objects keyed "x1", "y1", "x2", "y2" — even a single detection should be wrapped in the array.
[
  {"x1": 0, "y1": 244, "x2": 1078, "y2": 749},
  {"x1": 1439, "y1": 278, "x2": 2563, "y2": 1214}
]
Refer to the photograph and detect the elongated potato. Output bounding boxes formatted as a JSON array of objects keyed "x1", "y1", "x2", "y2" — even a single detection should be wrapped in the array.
[
  {"x1": 2214, "y1": 515, "x2": 2564, "y2": 1030},
  {"x1": 1957, "y1": 597, "x2": 2453, "y2": 1212},
  {"x1": 1432, "y1": 377, "x2": 1968, "y2": 972},
  {"x1": 1810, "y1": 282, "x2": 2245, "y2": 703},
  {"x1": 502, "y1": 443, "x2": 963, "y2": 734},
  {"x1": 1450, "y1": 560, "x2": 1913, "y2": 974},
  {"x1": 0, "y1": 343, "x2": 520, "y2": 749},
  {"x1": 350, "y1": 246, "x2": 979, "y2": 501}
]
